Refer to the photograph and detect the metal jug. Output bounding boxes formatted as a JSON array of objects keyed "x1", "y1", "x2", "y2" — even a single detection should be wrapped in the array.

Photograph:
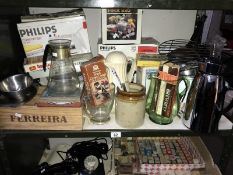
[
  {"x1": 43, "y1": 39, "x2": 80, "y2": 97},
  {"x1": 183, "y1": 59, "x2": 226, "y2": 133}
]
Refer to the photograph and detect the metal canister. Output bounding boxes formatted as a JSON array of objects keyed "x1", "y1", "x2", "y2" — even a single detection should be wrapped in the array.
[{"x1": 178, "y1": 68, "x2": 196, "y2": 118}]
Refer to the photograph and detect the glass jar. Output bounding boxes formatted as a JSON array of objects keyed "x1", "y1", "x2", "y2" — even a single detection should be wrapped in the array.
[{"x1": 115, "y1": 83, "x2": 146, "y2": 128}]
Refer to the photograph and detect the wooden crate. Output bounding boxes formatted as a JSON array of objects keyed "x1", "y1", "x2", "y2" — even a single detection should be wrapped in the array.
[{"x1": 0, "y1": 87, "x2": 82, "y2": 130}]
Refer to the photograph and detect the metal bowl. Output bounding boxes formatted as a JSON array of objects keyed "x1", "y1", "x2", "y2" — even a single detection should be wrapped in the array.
[{"x1": 0, "y1": 74, "x2": 37, "y2": 103}]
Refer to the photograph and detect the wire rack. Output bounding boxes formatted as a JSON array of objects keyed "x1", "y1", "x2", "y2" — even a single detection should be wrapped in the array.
[
  {"x1": 158, "y1": 39, "x2": 210, "y2": 70},
  {"x1": 159, "y1": 39, "x2": 210, "y2": 58}
]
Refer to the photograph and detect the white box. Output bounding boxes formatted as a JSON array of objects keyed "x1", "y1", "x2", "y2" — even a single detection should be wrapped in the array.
[
  {"x1": 98, "y1": 37, "x2": 159, "y2": 60},
  {"x1": 17, "y1": 14, "x2": 91, "y2": 58},
  {"x1": 24, "y1": 53, "x2": 92, "y2": 79},
  {"x1": 136, "y1": 67, "x2": 158, "y2": 94},
  {"x1": 102, "y1": 9, "x2": 142, "y2": 44},
  {"x1": 28, "y1": 70, "x2": 50, "y2": 79}
]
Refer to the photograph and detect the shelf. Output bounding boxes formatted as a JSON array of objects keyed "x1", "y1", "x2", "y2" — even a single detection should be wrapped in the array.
[
  {"x1": 0, "y1": 0, "x2": 233, "y2": 10},
  {"x1": 83, "y1": 113, "x2": 232, "y2": 130},
  {"x1": 83, "y1": 113, "x2": 233, "y2": 136},
  {"x1": 1, "y1": 114, "x2": 232, "y2": 138}
]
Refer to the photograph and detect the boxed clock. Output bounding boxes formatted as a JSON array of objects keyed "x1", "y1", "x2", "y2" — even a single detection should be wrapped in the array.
[{"x1": 102, "y1": 8, "x2": 142, "y2": 44}]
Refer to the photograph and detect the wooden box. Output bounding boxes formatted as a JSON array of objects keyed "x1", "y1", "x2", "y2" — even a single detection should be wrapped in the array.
[{"x1": 0, "y1": 87, "x2": 82, "y2": 130}]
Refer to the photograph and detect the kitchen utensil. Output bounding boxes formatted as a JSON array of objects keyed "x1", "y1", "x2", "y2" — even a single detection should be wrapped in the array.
[
  {"x1": 0, "y1": 74, "x2": 37, "y2": 103},
  {"x1": 43, "y1": 39, "x2": 80, "y2": 97},
  {"x1": 105, "y1": 51, "x2": 136, "y2": 85},
  {"x1": 177, "y1": 67, "x2": 196, "y2": 118},
  {"x1": 183, "y1": 38, "x2": 229, "y2": 133}
]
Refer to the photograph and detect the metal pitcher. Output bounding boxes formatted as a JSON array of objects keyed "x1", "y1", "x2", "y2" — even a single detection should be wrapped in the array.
[{"x1": 183, "y1": 60, "x2": 226, "y2": 133}]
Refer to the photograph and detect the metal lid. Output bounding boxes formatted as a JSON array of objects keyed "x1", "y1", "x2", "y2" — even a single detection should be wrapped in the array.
[
  {"x1": 180, "y1": 68, "x2": 196, "y2": 76},
  {"x1": 198, "y1": 61, "x2": 223, "y2": 75}
]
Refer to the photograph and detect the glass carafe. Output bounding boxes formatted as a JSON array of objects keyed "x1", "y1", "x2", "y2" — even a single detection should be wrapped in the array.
[{"x1": 43, "y1": 39, "x2": 80, "y2": 97}]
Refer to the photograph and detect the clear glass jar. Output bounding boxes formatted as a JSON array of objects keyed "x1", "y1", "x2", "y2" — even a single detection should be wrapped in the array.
[{"x1": 115, "y1": 83, "x2": 146, "y2": 128}]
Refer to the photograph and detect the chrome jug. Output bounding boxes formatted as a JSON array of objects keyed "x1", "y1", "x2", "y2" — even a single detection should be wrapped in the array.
[
  {"x1": 43, "y1": 39, "x2": 80, "y2": 97},
  {"x1": 183, "y1": 58, "x2": 226, "y2": 133}
]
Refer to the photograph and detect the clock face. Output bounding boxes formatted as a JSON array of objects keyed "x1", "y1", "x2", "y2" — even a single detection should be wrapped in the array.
[{"x1": 83, "y1": 155, "x2": 99, "y2": 172}]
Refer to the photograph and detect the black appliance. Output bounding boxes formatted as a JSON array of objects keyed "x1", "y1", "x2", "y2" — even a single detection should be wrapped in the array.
[{"x1": 32, "y1": 138, "x2": 109, "y2": 175}]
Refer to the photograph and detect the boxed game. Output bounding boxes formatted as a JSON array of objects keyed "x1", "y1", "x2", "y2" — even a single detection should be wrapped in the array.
[
  {"x1": 17, "y1": 10, "x2": 91, "y2": 59},
  {"x1": 80, "y1": 55, "x2": 110, "y2": 106},
  {"x1": 136, "y1": 137, "x2": 205, "y2": 175},
  {"x1": 102, "y1": 8, "x2": 142, "y2": 44},
  {"x1": 114, "y1": 137, "x2": 206, "y2": 175},
  {"x1": 98, "y1": 37, "x2": 159, "y2": 60}
]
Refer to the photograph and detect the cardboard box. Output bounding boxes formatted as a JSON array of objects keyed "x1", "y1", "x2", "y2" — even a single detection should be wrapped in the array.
[
  {"x1": 80, "y1": 55, "x2": 110, "y2": 106},
  {"x1": 136, "y1": 137, "x2": 206, "y2": 174},
  {"x1": 24, "y1": 53, "x2": 92, "y2": 79},
  {"x1": 98, "y1": 37, "x2": 159, "y2": 60},
  {"x1": 114, "y1": 137, "x2": 221, "y2": 175},
  {"x1": 136, "y1": 67, "x2": 158, "y2": 94},
  {"x1": 136, "y1": 53, "x2": 166, "y2": 67},
  {"x1": 102, "y1": 9, "x2": 142, "y2": 44},
  {"x1": 17, "y1": 11, "x2": 91, "y2": 58}
]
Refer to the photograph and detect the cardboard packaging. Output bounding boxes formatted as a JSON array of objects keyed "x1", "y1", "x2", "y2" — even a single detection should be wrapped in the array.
[
  {"x1": 17, "y1": 10, "x2": 91, "y2": 59},
  {"x1": 24, "y1": 53, "x2": 92, "y2": 79},
  {"x1": 80, "y1": 55, "x2": 110, "y2": 106},
  {"x1": 136, "y1": 53, "x2": 166, "y2": 67},
  {"x1": 136, "y1": 137, "x2": 205, "y2": 174},
  {"x1": 98, "y1": 37, "x2": 159, "y2": 60},
  {"x1": 114, "y1": 137, "x2": 221, "y2": 175},
  {"x1": 102, "y1": 8, "x2": 142, "y2": 44},
  {"x1": 136, "y1": 67, "x2": 158, "y2": 94},
  {"x1": 155, "y1": 63, "x2": 180, "y2": 118},
  {"x1": 136, "y1": 53, "x2": 167, "y2": 94}
]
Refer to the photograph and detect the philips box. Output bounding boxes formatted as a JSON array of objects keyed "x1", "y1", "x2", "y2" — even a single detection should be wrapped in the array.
[
  {"x1": 17, "y1": 11, "x2": 91, "y2": 58},
  {"x1": 98, "y1": 37, "x2": 159, "y2": 60},
  {"x1": 102, "y1": 8, "x2": 142, "y2": 44}
]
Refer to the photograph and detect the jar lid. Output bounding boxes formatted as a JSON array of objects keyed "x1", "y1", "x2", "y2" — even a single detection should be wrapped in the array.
[{"x1": 198, "y1": 61, "x2": 223, "y2": 75}]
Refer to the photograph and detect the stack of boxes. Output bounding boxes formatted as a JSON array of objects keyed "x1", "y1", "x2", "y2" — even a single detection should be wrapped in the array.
[
  {"x1": 17, "y1": 8, "x2": 165, "y2": 93},
  {"x1": 17, "y1": 9, "x2": 92, "y2": 79},
  {"x1": 99, "y1": 8, "x2": 163, "y2": 93}
]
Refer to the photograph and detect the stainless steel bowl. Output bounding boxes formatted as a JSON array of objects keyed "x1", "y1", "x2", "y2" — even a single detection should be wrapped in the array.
[{"x1": 0, "y1": 74, "x2": 37, "y2": 103}]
